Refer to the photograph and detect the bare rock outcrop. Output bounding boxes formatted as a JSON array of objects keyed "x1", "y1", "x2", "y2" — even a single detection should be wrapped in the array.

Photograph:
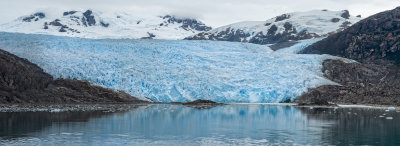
[{"x1": 0, "y1": 49, "x2": 144, "y2": 104}]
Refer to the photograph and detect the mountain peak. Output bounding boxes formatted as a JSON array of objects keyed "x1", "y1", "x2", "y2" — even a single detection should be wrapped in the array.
[
  {"x1": 160, "y1": 15, "x2": 212, "y2": 31},
  {"x1": 22, "y1": 12, "x2": 46, "y2": 22},
  {"x1": 186, "y1": 10, "x2": 361, "y2": 45},
  {"x1": 0, "y1": 9, "x2": 212, "y2": 40}
]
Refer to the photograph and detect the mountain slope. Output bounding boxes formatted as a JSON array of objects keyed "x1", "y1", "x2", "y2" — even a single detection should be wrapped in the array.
[
  {"x1": 0, "y1": 9, "x2": 212, "y2": 39},
  {"x1": 0, "y1": 48, "x2": 144, "y2": 104},
  {"x1": 186, "y1": 10, "x2": 361, "y2": 44},
  {"x1": 296, "y1": 7, "x2": 400, "y2": 106},
  {"x1": 301, "y1": 7, "x2": 400, "y2": 64}
]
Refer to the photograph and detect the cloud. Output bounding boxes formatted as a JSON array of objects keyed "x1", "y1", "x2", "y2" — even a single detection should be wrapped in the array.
[{"x1": 0, "y1": 0, "x2": 399, "y2": 27}]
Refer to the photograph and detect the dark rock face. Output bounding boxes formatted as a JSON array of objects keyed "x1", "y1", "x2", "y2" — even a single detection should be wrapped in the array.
[
  {"x1": 63, "y1": 11, "x2": 77, "y2": 16},
  {"x1": 301, "y1": 7, "x2": 400, "y2": 64},
  {"x1": 183, "y1": 99, "x2": 220, "y2": 105},
  {"x1": 186, "y1": 12, "x2": 331, "y2": 45},
  {"x1": 59, "y1": 26, "x2": 68, "y2": 32},
  {"x1": 0, "y1": 49, "x2": 53, "y2": 93},
  {"x1": 283, "y1": 22, "x2": 293, "y2": 31},
  {"x1": 341, "y1": 10, "x2": 350, "y2": 19},
  {"x1": 161, "y1": 15, "x2": 212, "y2": 31},
  {"x1": 40, "y1": 10, "x2": 106, "y2": 34},
  {"x1": 188, "y1": 27, "x2": 317, "y2": 45},
  {"x1": 188, "y1": 23, "x2": 317, "y2": 45},
  {"x1": 141, "y1": 32, "x2": 156, "y2": 39},
  {"x1": 100, "y1": 21, "x2": 109, "y2": 27},
  {"x1": 331, "y1": 18, "x2": 340, "y2": 23},
  {"x1": 49, "y1": 19, "x2": 63, "y2": 26},
  {"x1": 0, "y1": 49, "x2": 143, "y2": 104},
  {"x1": 47, "y1": 19, "x2": 80, "y2": 33},
  {"x1": 183, "y1": 99, "x2": 224, "y2": 109},
  {"x1": 296, "y1": 59, "x2": 400, "y2": 106},
  {"x1": 248, "y1": 26, "x2": 316, "y2": 45},
  {"x1": 43, "y1": 22, "x2": 49, "y2": 29},
  {"x1": 82, "y1": 10, "x2": 96, "y2": 27},
  {"x1": 187, "y1": 27, "x2": 250, "y2": 42},
  {"x1": 35, "y1": 13, "x2": 45, "y2": 19},
  {"x1": 275, "y1": 14, "x2": 290, "y2": 22},
  {"x1": 22, "y1": 12, "x2": 45, "y2": 22},
  {"x1": 340, "y1": 21, "x2": 352, "y2": 29},
  {"x1": 269, "y1": 41, "x2": 299, "y2": 51},
  {"x1": 268, "y1": 25, "x2": 278, "y2": 35},
  {"x1": 299, "y1": 7, "x2": 400, "y2": 106}
]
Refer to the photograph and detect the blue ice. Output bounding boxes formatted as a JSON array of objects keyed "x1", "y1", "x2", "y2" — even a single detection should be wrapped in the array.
[{"x1": 0, "y1": 32, "x2": 337, "y2": 103}]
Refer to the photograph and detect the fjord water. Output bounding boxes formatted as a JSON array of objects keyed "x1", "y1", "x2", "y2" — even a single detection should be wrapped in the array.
[{"x1": 1, "y1": 104, "x2": 399, "y2": 145}]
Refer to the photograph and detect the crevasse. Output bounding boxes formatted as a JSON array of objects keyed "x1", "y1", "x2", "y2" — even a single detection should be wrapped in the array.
[{"x1": 0, "y1": 32, "x2": 337, "y2": 103}]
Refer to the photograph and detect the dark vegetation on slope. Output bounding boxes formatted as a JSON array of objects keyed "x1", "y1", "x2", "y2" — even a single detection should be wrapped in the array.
[{"x1": 0, "y1": 49, "x2": 145, "y2": 104}]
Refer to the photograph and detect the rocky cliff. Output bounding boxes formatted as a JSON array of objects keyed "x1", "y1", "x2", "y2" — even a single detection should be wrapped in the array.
[
  {"x1": 297, "y1": 7, "x2": 400, "y2": 105},
  {"x1": 301, "y1": 7, "x2": 400, "y2": 64},
  {"x1": 296, "y1": 59, "x2": 400, "y2": 106},
  {"x1": 0, "y1": 49, "x2": 144, "y2": 104}
]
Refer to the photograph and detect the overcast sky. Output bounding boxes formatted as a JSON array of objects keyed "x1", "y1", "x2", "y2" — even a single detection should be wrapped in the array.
[{"x1": 0, "y1": 0, "x2": 399, "y2": 27}]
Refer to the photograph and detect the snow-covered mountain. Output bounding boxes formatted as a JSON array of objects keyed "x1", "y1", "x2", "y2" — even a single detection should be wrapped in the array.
[
  {"x1": 0, "y1": 9, "x2": 212, "y2": 39},
  {"x1": 186, "y1": 10, "x2": 361, "y2": 44}
]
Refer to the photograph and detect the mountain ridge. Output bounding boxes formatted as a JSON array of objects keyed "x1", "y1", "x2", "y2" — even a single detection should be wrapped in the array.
[
  {"x1": 186, "y1": 10, "x2": 361, "y2": 45},
  {"x1": 301, "y1": 7, "x2": 400, "y2": 64},
  {"x1": 0, "y1": 9, "x2": 212, "y2": 40},
  {"x1": 296, "y1": 6, "x2": 400, "y2": 106}
]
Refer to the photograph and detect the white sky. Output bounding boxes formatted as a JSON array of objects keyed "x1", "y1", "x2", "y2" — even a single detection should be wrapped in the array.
[{"x1": 0, "y1": 0, "x2": 399, "y2": 27}]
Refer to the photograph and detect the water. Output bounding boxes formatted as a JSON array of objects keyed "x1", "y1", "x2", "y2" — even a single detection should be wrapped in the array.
[{"x1": 0, "y1": 104, "x2": 399, "y2": 145}]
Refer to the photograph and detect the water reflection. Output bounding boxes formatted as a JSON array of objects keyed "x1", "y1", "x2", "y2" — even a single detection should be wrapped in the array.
[
  {"x1": 0, "y1": 111, "x2": 105, "y2": 137},
  {"x1": 0, "y1": 104, "x2": 399, "y2": 145},
  {"x1": 298, "y1": 107, "x2": 400, "y2": 145}
]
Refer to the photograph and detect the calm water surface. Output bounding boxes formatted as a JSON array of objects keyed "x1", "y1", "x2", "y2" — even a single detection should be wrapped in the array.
[{"x1": 0, "y1": 104, "x2": 399, "y2": 145}]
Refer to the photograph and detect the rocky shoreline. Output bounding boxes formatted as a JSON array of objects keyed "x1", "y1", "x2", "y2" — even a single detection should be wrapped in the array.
[
  {"x1": 0, "y1": 99, "x2": 226, "y2": 112},
  {"x1": 0, "y1": 104, "x2": 148, "y2": 112},
  {"x1": 295, "y1": 59, "x2": 400, "y2": 106},
  {"x1": 0, "y1": 101, "x2": 226, "y2": 112}
]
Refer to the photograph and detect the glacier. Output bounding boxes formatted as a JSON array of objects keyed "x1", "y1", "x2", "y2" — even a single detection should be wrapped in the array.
[{"x1": 0, "y1": 32, "x2": 339, "y2": 103}]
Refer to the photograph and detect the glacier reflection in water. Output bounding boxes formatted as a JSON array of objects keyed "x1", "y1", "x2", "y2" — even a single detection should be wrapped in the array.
[{"x1": 0, "y1": 104, "x2": 399, "y2": 145}]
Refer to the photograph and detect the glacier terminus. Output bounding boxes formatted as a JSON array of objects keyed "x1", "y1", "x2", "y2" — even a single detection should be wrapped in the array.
[{"x1": 0, "y1": 32, "x2": 340, "y2": 103}]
